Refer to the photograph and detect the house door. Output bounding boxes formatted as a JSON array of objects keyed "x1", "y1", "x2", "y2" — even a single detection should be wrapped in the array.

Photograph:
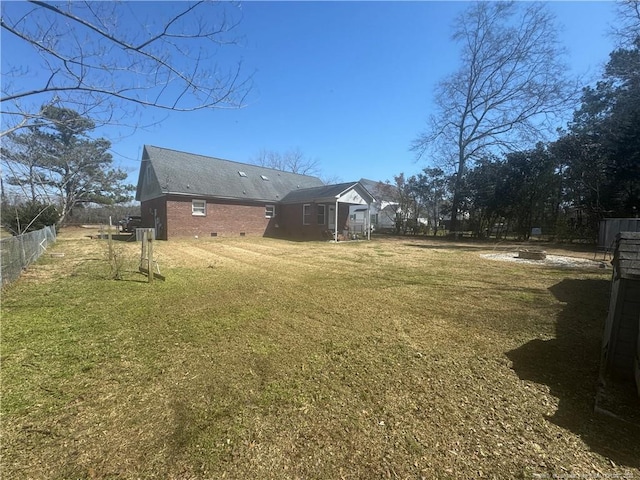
[{"x1": 328, "y1": 205, "x2": 336, "y2": 231}]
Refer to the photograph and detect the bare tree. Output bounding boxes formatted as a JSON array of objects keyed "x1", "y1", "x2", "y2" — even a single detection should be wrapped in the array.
[
  {"x1": 412, "y1": 1, "x2": 577, "y2": 233},
  {"x1": 1, "y1": 1, "x2": 252, "y2": 136},
  {"x1": 612, "y1": 0, "x2": 640, "y2": 46},
  {"x1": 252, "y1": 148, "x2": 321, "y2": 176}
]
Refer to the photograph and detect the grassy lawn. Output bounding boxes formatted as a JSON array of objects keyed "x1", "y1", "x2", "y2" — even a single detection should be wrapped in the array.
[{"x1": 2, "y1": 228, "x2": 639, "y2": 479}]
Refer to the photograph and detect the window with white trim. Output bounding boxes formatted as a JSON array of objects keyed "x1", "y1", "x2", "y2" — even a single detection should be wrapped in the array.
[
  {"x1": 265, "y1": 205, "x2": 275, "y2": 218},
  {"x1": 303, "y1": 204, "x2": 311, "y2": 225},
  {"x1": 317, "y1": 204, "x2": 326, "y2": 225},
  {"x1": 192, "y1": 199, "x2": 206, "y2": 216}
]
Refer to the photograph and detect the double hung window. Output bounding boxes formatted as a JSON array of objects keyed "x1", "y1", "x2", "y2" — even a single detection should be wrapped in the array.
[
  {"x1": 192, "y1": 200, "x2": 206, "y2": 216},
  {"x1": 265, "y1": 205, "x2": 275, "y2": 218},
  {"x1": 303, "y1": 204, "x2": 312, "y2": 225},
  {"x1": 317, "y1": 205, "x2": 326, "y2": 225}
]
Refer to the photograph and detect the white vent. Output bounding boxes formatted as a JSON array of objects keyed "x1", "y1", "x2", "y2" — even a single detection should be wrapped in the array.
[
  {"x1": 238, "y1": 171, "x2": 247, "y2": 177},
  {"x1": 261, "y1": 175, "x2": 269, "y2": 181}
]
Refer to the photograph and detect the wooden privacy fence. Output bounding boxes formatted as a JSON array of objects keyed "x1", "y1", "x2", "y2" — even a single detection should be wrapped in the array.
[
  {"x1": 599, "y1": 232, "x2": 640, "y2": 395},
  {"x1": 598, "y1": 218, "x2": 640, "y2": 257},
  {"x1": 0, "y1": 225, "x2": 57, "y2": 285}
]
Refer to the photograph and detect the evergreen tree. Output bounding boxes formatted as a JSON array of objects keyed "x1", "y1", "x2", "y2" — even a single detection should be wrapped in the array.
[{"x1": 2, "y1": 106, "x2": 133, "y2": 224}]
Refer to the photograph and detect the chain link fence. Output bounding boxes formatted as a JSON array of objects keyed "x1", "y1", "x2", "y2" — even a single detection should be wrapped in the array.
[{"x1": 1, "y1": 225, "x2": 57, "y2": 286}]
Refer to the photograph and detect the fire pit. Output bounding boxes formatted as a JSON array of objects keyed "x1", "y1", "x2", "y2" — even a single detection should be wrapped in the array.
[{"x1": 517, "y1": 249, "x2": 547, "y2": 260}]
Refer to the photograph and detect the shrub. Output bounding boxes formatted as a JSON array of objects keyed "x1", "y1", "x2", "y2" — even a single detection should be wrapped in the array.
[{"x1": 2, "y1": 201, "x2": 60, "y2": 234}]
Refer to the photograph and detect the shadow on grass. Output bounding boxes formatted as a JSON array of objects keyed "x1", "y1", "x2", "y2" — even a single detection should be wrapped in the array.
[
  {"x1": 506, "y1": 278, "x2": 640, "y2": 468},
  {"x1": 88, "y1": 233, "x2": 137, "y2": 242},
  {"x1": 110, "y1": 234, "x2": 137, "y2": 242},
  {"x1": 117, "y1": 276, "x2": 150, "y2": 284}
]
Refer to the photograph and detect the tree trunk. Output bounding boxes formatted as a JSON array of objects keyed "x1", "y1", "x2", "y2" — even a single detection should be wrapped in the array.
[{"x1": 449, "y1": 150, "x2": 466, "y2": 233}]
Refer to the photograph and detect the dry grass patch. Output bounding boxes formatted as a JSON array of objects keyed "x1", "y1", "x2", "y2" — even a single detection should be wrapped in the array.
[{"x1": 2, "y1": 232, "x2": 638, "y2": 479}]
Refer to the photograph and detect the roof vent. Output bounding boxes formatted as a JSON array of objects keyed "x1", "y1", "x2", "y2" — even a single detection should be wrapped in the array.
[
  {"x1": 261, "y1": 175, "x2": 269, "y2": 181},
  {"x1": 238, "y1": 171, "x2": 247, "y2": 177}
]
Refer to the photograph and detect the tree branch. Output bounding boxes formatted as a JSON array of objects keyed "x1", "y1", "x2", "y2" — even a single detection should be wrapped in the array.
[{"x1": 1, "y1": 1, "x2": 251, "y2": 135}]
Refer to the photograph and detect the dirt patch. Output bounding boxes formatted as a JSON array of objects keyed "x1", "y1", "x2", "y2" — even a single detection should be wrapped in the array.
[{"x1": 481, "y1": 252, "x2": 609, "y2": 269}]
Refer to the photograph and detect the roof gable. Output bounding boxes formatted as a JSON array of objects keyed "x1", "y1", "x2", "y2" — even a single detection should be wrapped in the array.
[
  {"x1": 136, "y1": 145, "x2": 324, "y2": 203},
  {"x1": 281, "y1": 182, "x2": 375, "y2": 205}
]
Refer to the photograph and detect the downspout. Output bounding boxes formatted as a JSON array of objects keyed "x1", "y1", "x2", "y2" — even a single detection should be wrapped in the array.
[
  {"x1": 335, "y1": 199, "x2": 339, "y2": 243},
  {"x1": 367, "y1": 203, "x2": 371, "y2": 240}
]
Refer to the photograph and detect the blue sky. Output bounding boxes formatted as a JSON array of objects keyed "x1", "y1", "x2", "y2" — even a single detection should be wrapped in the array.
[{"x1": 2, "y1": 1, "x2": 619, "y2": 191}]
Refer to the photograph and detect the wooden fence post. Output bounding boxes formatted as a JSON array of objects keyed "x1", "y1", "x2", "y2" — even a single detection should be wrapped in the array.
[
  {"x1": 140, "y1": 230, "x2": 147, "y2": 269},
  {"x1": 147, "y1": 229, "x2": 154, "y2": 284},
  {"x1": 138, "y1": 228, "x2": 164, "y2": 282},
  {"x1": 108, "y1": 217, "x2": 113, "y2": 264}
]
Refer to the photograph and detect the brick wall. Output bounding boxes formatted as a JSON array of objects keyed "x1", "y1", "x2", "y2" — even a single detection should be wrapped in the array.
[
  {"x1": 164, "y1": 196, "x2": 276, "y2": 239},
  {"x1": 142, "y1": 195, "x2": 352, "y2": 240},
  {"x1": 278, "y1": 202, "x2": 350, "y2": 240}
]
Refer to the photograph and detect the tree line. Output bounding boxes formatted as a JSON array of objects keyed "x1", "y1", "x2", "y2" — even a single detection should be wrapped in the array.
[
  {"x1": 385, "y1": 1, "x2": 639, "y2": 242},
  {"x1": 1, "y1": 1, "x2": 637, "y2": 240}
]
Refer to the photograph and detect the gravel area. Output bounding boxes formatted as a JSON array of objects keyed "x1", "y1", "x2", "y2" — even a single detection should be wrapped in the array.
[{"x1": 480, "y1": 252, "x2": 609, "y2": 269}]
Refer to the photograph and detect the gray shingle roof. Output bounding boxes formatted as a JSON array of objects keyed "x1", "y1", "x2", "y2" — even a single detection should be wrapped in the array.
[
  {"x1": 280, "y1": 182, "x2": 363, "y2": 204},
  {"x1": 138, "y1": 145, "x2": 324, "y2": 202},
  {"x1": 359, "y1": 178, "x2": 398, "y2": 203}
]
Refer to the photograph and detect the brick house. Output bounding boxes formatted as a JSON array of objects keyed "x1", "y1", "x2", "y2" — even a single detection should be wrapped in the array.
[{"x1": 135, "y1": 145, "x2": 375, "y2": 241}]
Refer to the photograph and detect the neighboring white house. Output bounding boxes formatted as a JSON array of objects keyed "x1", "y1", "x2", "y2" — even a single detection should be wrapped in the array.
[{"x1": 348, "y1": 178, "x2": 399, "y2": 233}]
